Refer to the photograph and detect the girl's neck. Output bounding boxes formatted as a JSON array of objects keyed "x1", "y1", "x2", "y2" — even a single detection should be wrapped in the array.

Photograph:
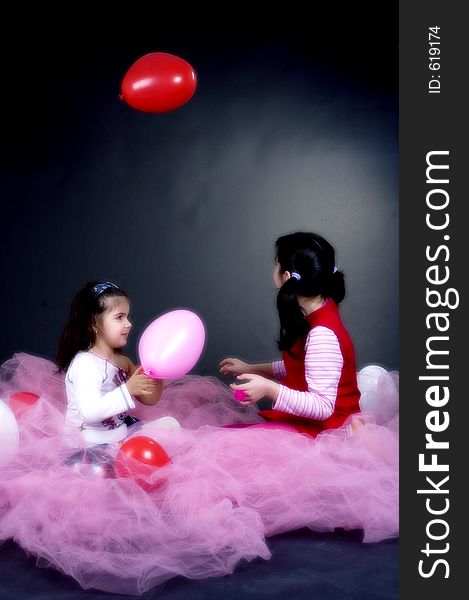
[
  {"x1": 297, "y1": 294, "x2": 325, "y2": 316},
  {"x1": 89, "y1": 341, "x2": 116, "y2": 362}
]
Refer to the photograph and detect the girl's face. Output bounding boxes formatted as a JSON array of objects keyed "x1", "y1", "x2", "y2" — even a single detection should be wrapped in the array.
[
  {"x1": 273, "y1": 260, "x2": 290, "y2": 289},
  {"x1": 96, "y1": 299, "x2": 132, "y2": 349}
]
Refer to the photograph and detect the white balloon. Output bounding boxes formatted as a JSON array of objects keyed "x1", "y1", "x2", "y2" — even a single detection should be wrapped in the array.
[
  {"x1": 357, "y1": 365, "x2": 399, "y2": 425},
  {"x1": 0, "y1": 399, "x2": 20, "y2": 467}
]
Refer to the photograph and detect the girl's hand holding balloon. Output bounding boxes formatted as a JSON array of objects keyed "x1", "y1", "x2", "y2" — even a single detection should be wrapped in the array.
[
  {"x1": 230, "y1": 374, "x2": 279, "y2": 405},
  {"x1": 126, "y1": 367, "x2": 164, "y2": 406},
  {"x1": 219, "y1": 358, "x2": 251, "y2": 377}
]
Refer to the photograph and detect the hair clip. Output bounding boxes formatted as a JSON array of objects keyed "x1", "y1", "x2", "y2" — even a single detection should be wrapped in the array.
[{"x1": 93, "y1": 282, "x2": 119, "y2": 297}]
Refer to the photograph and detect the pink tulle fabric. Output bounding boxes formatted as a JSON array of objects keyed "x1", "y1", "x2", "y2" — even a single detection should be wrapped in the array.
[{"x1": 0, "y1": 352, "x2": 399, "y2": 595}]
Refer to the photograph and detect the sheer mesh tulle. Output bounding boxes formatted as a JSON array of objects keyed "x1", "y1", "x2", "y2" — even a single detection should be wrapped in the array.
[{"x1": 0, "y1": 352, "x2": 398, "y2": 595}]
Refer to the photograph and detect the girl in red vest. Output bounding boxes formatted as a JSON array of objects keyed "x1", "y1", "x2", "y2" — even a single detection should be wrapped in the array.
[{"x1": 221, "y1": 231, "x2": 361, "y2": 437}]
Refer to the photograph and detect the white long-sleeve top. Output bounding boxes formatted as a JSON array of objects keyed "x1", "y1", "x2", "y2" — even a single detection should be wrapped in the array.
[
  {"x1": 271, "y1": 326, "x2": 343, "y2": 421},
  {"x1": 65, "y1": 350, "x2": 136, "y2": 446}
]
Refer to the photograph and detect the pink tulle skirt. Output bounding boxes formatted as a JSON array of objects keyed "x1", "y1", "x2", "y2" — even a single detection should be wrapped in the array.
[{"x1": 0, "y1": 352, "x2": 398, "y2": 595}]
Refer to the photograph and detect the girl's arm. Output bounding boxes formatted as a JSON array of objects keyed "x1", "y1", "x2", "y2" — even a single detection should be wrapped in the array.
[
  {"x1": 220, "y1": 359, "x2": 285, "y2": 380},
  {"x1": 71, "y1": 357, "x2": 135, "y2": 423},
  {"x1": 271, "y1": 326, "x2": 343, "y2": 420},
  {"x1": 250, "y1": 363, "x2": 276, "y2": 378}
]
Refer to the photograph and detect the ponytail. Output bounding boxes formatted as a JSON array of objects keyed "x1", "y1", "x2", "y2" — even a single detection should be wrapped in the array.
[
  {"x1": 326, "y1": 270, "x2": 345, "y2": 305},
  {"x1": 275, "y1": 231, "x2": 346, "y2": 353},
  {"x1": 277, "y1": 278, "x2": 310, "y2": 354}
]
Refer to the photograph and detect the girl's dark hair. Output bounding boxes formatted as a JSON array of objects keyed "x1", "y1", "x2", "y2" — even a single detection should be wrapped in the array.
[
  {"x1": 55, "y1": 280, "x2": 129, "y2": 373},
  {"x1": 276, "y1": 232, "x2": 345, "y2": 353}
]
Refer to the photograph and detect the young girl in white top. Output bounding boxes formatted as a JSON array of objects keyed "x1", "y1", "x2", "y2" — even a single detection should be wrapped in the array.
[{"x1": 56, "y1": 280, "x2": 180, "y2": 447}]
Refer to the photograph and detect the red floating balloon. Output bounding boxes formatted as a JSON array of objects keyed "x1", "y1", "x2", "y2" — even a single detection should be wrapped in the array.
[
  {"x1": 8, "y1": 391, "x2": 40, "y2": 418},
  {"x1": 116, "y1": 435, "x2": 172, "y2": 490},
  {"x1": 120, "y1": 52, "x2": 197, "y2": 113}
]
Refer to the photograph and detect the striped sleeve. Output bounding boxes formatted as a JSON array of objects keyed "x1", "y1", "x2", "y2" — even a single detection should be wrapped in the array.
[
  {"x1": 273, "y1": 326, "x2": 343, "y2": 420},
  {"x1": 271, "y1": 360, "x2": 287, "y2": 381}
]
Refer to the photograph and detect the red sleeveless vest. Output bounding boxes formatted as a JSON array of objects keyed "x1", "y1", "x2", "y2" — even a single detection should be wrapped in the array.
[{"x1": 258, "y1": 298, "x2": 361, "y2": 436}]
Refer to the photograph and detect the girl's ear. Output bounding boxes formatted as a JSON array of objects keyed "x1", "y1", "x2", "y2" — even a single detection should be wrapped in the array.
[{"x1": 92, "y1": 315, "x2": 102, "y2": 330}]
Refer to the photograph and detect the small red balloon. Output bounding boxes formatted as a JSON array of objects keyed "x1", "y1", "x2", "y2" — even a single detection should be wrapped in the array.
[
  {"x1": 116, "y1": 435, "x2": 172, "y2": 490},
  {"x1": 120, "y1": 52, "x2": 197, "y2": 113},
  {"x1": 8, "y1": 391, "x2": 40, "y2": 418}
]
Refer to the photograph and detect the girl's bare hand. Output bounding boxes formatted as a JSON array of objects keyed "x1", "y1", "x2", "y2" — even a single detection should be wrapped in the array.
[
  {"x1": 230, "y1": 374, "x2": 279, "y2": 404},
  {"x1": 126, "y1": 366, "x2": 162, "y2": 398},
  {"x1": 219, "y1": 357, "x2": 250, "y2": 376}
]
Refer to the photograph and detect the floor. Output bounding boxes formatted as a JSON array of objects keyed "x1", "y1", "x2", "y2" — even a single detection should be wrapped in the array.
[{"x1": 0, "y1": 528, "x2": 398, "y2": 599}]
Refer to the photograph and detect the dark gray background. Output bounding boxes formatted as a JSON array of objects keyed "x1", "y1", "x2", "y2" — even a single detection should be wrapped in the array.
[{"x1": 1, "y1": 7, "x2": 398, "y2": 377}]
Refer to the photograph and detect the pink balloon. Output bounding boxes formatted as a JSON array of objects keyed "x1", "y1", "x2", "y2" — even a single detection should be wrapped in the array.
[{"x1": 138, "y1": 310, "x2": 206, "y2": 379}]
